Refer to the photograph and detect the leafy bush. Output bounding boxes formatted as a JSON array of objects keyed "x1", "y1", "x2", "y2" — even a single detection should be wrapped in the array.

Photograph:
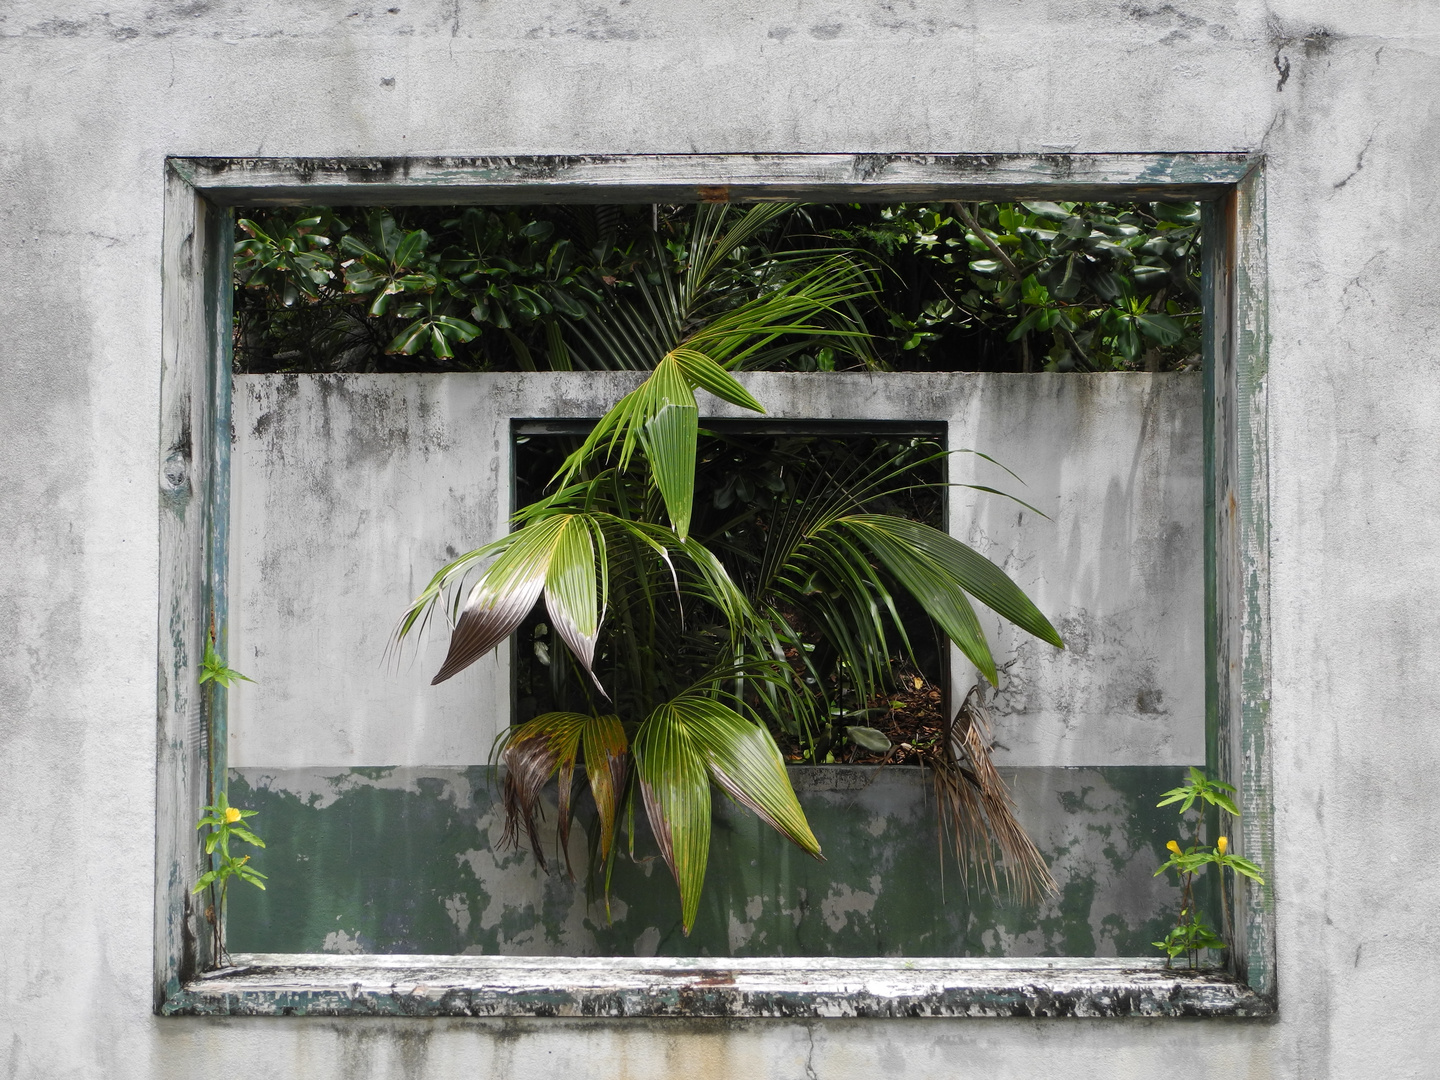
[
  {"x1": 394, "y1": 206, "x2": 1065, "y2": 932},
  {"x1": 233, "y1": 201, "x2": 1201, "y2": 374}
]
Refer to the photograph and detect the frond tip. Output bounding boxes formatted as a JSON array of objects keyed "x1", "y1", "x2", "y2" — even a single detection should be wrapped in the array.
[
  {"x1": 634, "y1": 693, "x2": 821, "y2": 934},
  {"x1": 431, "y1": 514, "x2": 608, "y2": 692},
  {"x1": 498, "y1": 712, "x2": 628, "y2": 877}
]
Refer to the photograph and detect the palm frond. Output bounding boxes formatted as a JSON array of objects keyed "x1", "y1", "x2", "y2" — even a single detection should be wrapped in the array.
[
  {"x1": 426, "y1": 512, "x2": 611, "y2": 688},
  {"x1": 634, "y1": 691, "x2": 821, "y2": 933},
  {"x1": 431, "y1": 515, "x2": 566, "y2": 684},
  {"x1": 551, "y1": 352, "x2": 765, "y2": 539},
  {"x1": 840, "y1": 515, "x2": 1064, "y2": 651},
  {"x1": 632, "y1": 699, "x2": 712, "y2": 933},
  {"x1": 931, "y1": 685, "x2": 1057, "y2": 904},
  {"x1": 498, "y1": 711, "x2": 628, "y2": 878},
  {"x1": 543, "y1": 516, "x2": 607, "y2": 693}
]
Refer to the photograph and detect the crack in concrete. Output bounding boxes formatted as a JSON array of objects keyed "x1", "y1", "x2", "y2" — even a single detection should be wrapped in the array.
[
  {"x1": 1333, "y1": 129, "x2": 1377, "y2": 190},
  {"x1": 1273, "y1": 51, "x2": 1290, "y2": 91}
]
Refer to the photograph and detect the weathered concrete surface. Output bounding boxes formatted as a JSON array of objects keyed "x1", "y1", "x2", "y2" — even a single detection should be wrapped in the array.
[
  {"x1": 225, "y1": 765, "x2": 1187, "y2": 959},
  {"x1": 4, "y1": 2, "x2": 1440, "y2": 1078},
  {"x1": 230, "y1": 371, "x2": 1201, "y2": 768},
  {"x1": 166, "y1": 954, "x2": 1272, "y2": 1019}
]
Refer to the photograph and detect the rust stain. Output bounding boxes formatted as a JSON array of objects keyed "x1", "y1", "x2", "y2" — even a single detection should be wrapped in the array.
[{"x1": 698, "y1": 185, "x2": 730, "y2": 203}]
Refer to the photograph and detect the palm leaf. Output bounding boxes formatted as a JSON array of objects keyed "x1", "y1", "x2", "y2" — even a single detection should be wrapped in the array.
[
  {"x1": 634, "y1": 692, "x2": 821, "y2": 933},
  {"x1": 632, "y1": 701, "x2": 712, "y2": 933},
  {"x1": 498, "y1": 711, "x2": 629, "y2": 876},
  {"x1": 640, "y1": 401, "x2": 700, "y2": 540},
  {"x1": 678, "y1": 697, "x2": 820, "y2": 858},
  {"x1": 833, "y1": 517, "x2": 999, "y2": 683},
  {"x1": 840, "y1": 515, "x2": 1063, "y2": 649},
  {"x1": 431, "y1": 514, "x2": 568, "y2": 684},
  {"x1": 543, "y1": 516, "x2": 606, "y2": 693},
  {"x1": 580, "y1": 714, "x2": 628, "y2": 864},
  {"x1": 932, "y1": 685, "x2": 1057, "y2": 904},
  {"x1": 428, "y1": 512, "x2": 616, "y2": 688}
]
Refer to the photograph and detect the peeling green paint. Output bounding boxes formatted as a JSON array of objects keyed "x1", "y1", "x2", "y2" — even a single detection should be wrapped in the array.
[{"x1": 228, "y1": 765, "x2": 1189, "y2": 958}]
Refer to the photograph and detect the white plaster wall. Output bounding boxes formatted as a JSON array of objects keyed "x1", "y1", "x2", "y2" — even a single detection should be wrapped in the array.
[
  {"x1": 2, "y1": 1, "x2": 1437, "y2": 1076},
  {"x1": 229, "y1": 371, "x2": 1201, "y2": 768}
]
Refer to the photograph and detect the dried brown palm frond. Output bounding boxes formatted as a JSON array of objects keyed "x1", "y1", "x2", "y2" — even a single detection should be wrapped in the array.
[
  {"x1": 498, "y1": 711, "x2": 629, "y2": 880},
  {"x1": 499, "y1": 728, "x2": 562, "y2": 870},
  {"x1": 929, "y1": 684, "x2": 1057, "y2": 905}
]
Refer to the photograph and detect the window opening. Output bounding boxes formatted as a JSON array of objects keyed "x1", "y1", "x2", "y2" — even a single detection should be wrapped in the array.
[
  {"x1": 512, "y1": 418, "x2": 952, "y2": 752},
  {"x1": 154, "y1": 160, "x2": 1272, "y2": 1013}
]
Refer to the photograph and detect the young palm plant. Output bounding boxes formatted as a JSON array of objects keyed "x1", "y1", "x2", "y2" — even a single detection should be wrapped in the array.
[{"x1": 396, "y1": 204, "x2": 1065, "y2": 932}]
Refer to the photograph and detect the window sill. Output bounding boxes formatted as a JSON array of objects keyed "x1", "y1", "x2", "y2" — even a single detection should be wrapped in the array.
[{"x1": 161, "y1": 954, "x2": 1274, "y2": 1018}]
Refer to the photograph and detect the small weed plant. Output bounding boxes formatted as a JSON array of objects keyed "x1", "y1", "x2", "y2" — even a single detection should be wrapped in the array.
[
  {"x1": 193, "y1": 789, "x2": 267, "y2": 966},
  {"x1": 194, "y1": 637, "x2": 263, "y2": 966},
  {"x1": 199, "y1": 638, "x2": 254, "y2": 688},
  {"x1": 1152, "y1": 767, "x2": 1264, "y2": 968}
]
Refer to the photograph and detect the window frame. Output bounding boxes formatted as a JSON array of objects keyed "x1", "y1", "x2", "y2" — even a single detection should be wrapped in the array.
[{"x1": 155, "y1": 153, "x2": 1272, "y2": 1017}]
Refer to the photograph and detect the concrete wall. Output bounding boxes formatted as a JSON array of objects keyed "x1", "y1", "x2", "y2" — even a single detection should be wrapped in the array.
[
  {"x1": 225, "y1": 372, "x2": 1199, "y2": 959},
  {"x1": 224, "y1": 764, "x2": 1191, "y2": 958},
  {"x1": 229, "y1": 371, "x2": 1202, "y2": 768},
  {"x1": 3, "y1": 3, "x2": 1438, "y2": 1077}
]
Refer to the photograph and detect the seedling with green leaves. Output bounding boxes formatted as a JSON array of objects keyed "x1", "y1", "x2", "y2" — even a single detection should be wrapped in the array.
[
  {"x1": 194, "y1": 636, "x2": 261, "y2": 966},
  {"x1": 193, "y1": 789, "x2": 267, "y2": 966},
  {"x1": 199, "y1": 638, "x2": 254, "y2": 689},
  {"x1": 1152, "y1": 767, "x2": 1264, "y2": 968}
]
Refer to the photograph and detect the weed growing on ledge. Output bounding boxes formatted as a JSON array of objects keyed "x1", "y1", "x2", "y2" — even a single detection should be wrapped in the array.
[
  {"x1": 195, "y1": 637, "x2": 262, "y2": 966},
  {"x1": 193, "y1": 790, "x2": 267, "y2": 966},
  {"x1": 1152, "y1": 767, "x2": 1264, "y2": 968}
]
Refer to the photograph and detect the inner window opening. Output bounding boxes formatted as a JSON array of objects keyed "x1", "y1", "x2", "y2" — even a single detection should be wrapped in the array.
[
  {"x1": 512, "y1": 419, "x2": 952, "y2": 763},
  {"x1": 220, "y1": 196, "x2": 1210, "y2": 962}
]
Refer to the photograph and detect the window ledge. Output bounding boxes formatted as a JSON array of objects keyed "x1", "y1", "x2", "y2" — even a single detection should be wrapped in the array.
[{"x1": 161, "y1": 954, "x2": 1274, "y2": 1018}]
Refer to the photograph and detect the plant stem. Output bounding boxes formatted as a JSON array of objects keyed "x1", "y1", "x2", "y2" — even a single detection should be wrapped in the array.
[{"x1": 1219, "y1": 863, "x2": 1233, "y2": 967}]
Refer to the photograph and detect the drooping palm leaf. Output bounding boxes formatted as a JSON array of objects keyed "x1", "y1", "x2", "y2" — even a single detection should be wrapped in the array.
[
  {"x1": 932, "y1": 686, "x2": 1057, "y2": 903},
  {"x1": 543, "y1": 516, "x2": 607, "y2": 690},
  {"x1": 678, "y1": 697, "x2": 820, "y2": 857},
  {"x1": 430, "y1": 514, "x2": 565, "y2": 684},
  {"x1": 840, "y1": 515, "x2": 1064, "y2": 650},
  {"x1": 634, "y1": 692, "x2": 821, "y2": 933},
  {"x1": 831, "y1": 517, "x2": 1001, "y2": 684},
  {"x1": 429, "y1": 512, "x2": 609, "y2": 688},
  {"x1": 498, "y1": 711, "x2": 628, "y2": 877}
]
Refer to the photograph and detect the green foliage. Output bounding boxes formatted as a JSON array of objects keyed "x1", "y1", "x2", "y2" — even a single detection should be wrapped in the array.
[
  {"x1": 194, "y1": 628, "x2": 260, "y2": 966},
  {"x1": 817, "y1": 201, "x2": 1198, "y2": 374},
  {"x1": 1152, "y1": 767, "x2": 1265, "y2": 968},
  {"x1": 234, "y1": 205, "x2": 627, "y2": 372},
  {"x1": 193, "y1": 789, "x2": 268, "y2": 895},
  {"x1": 233, "y1": 201, "x2": 1201, "y2": 374},
  {"x1": 396, "y1": 206, "x2": 1066, "y2": 931},
  {"x1": 1153, "y1": 907, "x2": 1227, "y2": 962},
  {"x1": 193, "y1": 788, "x2": 267, "y2": 967},
  {"x1": 810, "y1": 200, "x2": 1202, "y2": 372},
  {"x1": 198, "y1": 638, "x2": 253, "y2": 688}
]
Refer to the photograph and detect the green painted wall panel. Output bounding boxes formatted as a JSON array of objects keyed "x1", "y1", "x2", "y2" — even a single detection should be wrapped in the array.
[{"x1": 227, "y1": 765, "x2": 1193, "y2": 957}]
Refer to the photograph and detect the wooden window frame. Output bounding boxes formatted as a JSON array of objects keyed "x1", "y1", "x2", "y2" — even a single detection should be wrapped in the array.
[{"x1": 154, "y1": 153, "x2": 1272, "y2": 1018}]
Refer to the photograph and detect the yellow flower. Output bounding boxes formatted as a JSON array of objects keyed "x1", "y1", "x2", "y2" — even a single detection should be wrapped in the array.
[
  {"x1": 1166, "y1": 840, "x2": 1181, "y2": 855},
  {"x1": 224, "y1": 807, "x2": 242, "y2": 823},
  {"x1": 1217, "y1": 836, "x2": 1228, "y2": 855}
]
